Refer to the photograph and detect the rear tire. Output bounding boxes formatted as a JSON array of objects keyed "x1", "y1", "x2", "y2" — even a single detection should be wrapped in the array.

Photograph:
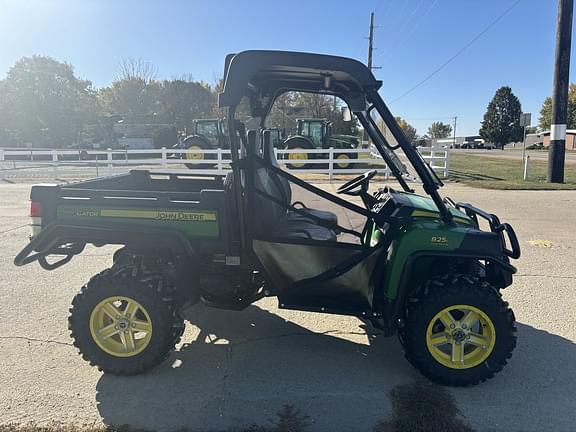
[
  {"x1": 284, "y1": 137, "x2": 314, "y2": 169},
  {"x1": 68, "y1": 265, "x2": 184, "y2": 376},
  {"x1": 401, "y1": 274, "x2": 516, "y2": 386},
  {"x1": 183, "y1": 136, "x2": 215, "y2": 169}
]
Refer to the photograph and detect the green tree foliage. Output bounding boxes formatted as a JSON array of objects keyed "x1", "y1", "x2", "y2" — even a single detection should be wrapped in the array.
[
  {"x1": 0, "y1": 55, "x2": 97, "y2": 147},
  {"x1": 395, "y1": 116, "x2": 417, "y2": 143},
  {"x1": 98, "y1": 78, "x2": 162, "y2": 117},
  {"x1": 479, "y1": 86, "x2": 523, "y2": 148},
  {"x1": 427, "y1": 121, "x2": 453, "y2": 139},
  {"x1": 538, "y1": 83, "x2": 576, "y2": 130},
  {"x1": 158, "y1": 79, "x2": 214, "y2": 131}
]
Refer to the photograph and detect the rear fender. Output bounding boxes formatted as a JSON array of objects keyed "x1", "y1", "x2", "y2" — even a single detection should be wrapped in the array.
[{"x1": 14, "y1": 223, "x2": 196, "y2": 270}]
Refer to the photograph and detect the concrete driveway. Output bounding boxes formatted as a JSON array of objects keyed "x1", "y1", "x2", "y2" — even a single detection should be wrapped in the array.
[{"x1": 0, "y1": 180, "x2": 575, "y2": 431}]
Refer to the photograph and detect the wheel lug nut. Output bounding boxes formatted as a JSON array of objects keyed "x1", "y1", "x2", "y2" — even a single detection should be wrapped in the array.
[
  {"x1": 462, "y1": 324, "x2": 467, "y2": 329},
  {"x1": 450, "y1": 324, "x2": 455, "y2": 329},
  {"x1": 132, "y1": 323, "x2": 136, "y2": 328}
]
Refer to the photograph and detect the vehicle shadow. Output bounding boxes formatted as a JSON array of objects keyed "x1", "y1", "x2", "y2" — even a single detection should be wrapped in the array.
[
  {"x1": 95, "y1": 302, "x2": 414, "y2": 431},
  {"x1": 95, "y1": 304, "x2": 576, "y2": 432}
]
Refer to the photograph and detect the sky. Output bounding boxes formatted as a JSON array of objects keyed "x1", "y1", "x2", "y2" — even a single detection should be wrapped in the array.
[{"x1": 0, "y1": 0, "x2": 572, "y2": 136}]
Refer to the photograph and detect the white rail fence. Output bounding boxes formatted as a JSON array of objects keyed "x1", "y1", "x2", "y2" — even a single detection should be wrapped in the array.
[{"x1": 0, "y1": 146, "x2": 449, "y2": 180}]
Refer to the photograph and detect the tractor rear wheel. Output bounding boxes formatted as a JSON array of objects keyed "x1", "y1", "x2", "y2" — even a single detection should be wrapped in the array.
[
  {"x1": 68, "y1": 265, "x2": 184, "y2": 375},
  {"x1": 401, "y1": 274, "x2": 516, "y2": 386},
  {"x1": 183, "y1": 136, "x2": 215, "y2": 169},
  {"x1": 284, "y1": 137, "x2": 314, "y2": 170}
]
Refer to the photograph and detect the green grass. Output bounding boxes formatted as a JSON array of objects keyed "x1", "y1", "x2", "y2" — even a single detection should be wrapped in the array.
[{"x1": 449, "y1": 154, "x2": 576, "y2": 190}]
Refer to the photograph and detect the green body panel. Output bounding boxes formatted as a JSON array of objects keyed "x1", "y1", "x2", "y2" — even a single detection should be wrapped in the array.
[
  {"x1": 56, "y1": 205, "x2": 220, "y2": 238},
  {"x1": 401, "y1": 193, "x2": 472, "y2": 223},
  {"x1": 383, "y1": 221, "x2": 469, "y2": 299},
  {"x1": 379, "y1": 192, "x2": 475, "y2": 299}
]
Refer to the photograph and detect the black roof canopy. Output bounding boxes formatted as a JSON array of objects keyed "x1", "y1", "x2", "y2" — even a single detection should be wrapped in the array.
[{"x1": 218, "y1": 50, "x2": 382, "y2": 112}]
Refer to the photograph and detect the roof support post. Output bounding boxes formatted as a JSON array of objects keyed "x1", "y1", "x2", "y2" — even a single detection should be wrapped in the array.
[{"x1": 227, "y1": 105, "x2": 247, "y2": 260}]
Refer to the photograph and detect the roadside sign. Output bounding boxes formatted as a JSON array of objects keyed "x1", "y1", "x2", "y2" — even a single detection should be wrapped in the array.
[{"x1": 520, "y1": 113, "x2": 531, "y2": 127}]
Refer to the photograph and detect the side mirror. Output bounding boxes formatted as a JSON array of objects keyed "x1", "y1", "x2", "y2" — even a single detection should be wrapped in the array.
[{"x1": 342, "y1": 107, "x2": 353, "y2": 122}]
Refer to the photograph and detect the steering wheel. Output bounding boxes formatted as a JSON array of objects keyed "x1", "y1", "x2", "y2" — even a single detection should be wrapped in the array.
[{"x1": 337, "y1": 170, "x2": 377, "y2": 196}]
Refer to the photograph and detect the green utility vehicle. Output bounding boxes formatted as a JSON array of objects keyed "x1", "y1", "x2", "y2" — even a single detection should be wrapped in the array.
[
  {"x1": 15, "y1": 51, "x2": 520, "y2": 386},
  {"x1": 284, "y1": 118, "x2": 365, "y2": 169}
]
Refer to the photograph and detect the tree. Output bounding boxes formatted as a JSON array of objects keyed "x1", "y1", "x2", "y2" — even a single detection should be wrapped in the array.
[
  {"x1": 427, "y1": 121, "x2": 452, "y2": 139},
  {"x1": 395, "y1": 116, "x2": 417, "y2": 143},
  {"x1": 158, "y1": 79, "x2": 214, "y2": 131},
  {"x1": 116, "y1": 58, "x2": 158, "y2": 82},
  {"x1": 539, "y1": 83, "x2": 576, "y2": 130},
  {"x1": 0, "y1": 55, "x2": 97, "y2": 147},
  {"x1": 479, "y1": 86, "x2": 523, "y2": 149},
  {"x1": 98, "y1": 78, "x2": 162, "y2": 117},
  {"x1": 98, "y1": 58, "x2": 163, "y2": 117}
]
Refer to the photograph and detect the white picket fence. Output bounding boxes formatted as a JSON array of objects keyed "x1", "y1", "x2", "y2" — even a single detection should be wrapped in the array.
[{"x1": 0, "y1": 146, "x2": 449, "y2": 180}]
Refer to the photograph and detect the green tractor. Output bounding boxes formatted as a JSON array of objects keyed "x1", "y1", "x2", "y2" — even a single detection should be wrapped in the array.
[
  {"x1": 15, "y1": 50, "x2": 520, "y2": 386},
  {"x1": 181, "y1": 119, "x2": 283, "y2": 168},
  {"x1": 283, "y1": 118, "x2": 363, "y2": 169}
]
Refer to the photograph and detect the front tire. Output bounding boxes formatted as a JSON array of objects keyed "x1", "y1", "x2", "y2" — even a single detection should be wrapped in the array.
[
  {"x1": 68, "y1": 266, "x2": 184, "y2": 375},
  {"x1": 401, "y1": 274, "x2": 516, "y2": 386}
]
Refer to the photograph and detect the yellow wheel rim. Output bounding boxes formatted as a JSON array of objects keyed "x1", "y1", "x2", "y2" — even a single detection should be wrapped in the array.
[
  {"x1": 89, "y1": 296, "x2": 153, "y2": 358},
  {"x1": 288, "y1": 148, "x2": 307, "y2": 168},
  {"x1": 336, "y1": 154, "x2": 350, "y2": 169},
  {"x1": 426, "y1": 304, "x2": 496, "y2": 369},
  {"x1": 186, "y1": 145, "x2": 204, "y2": 161}
]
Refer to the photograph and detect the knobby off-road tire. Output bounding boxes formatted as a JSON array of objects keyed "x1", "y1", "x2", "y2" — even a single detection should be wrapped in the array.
[
  {"x1": 68, "y1": 265, "x2": 184, "y2": 376},
  {"x1": 401, "y1": 274, "x2": 516, "y2": 386}
]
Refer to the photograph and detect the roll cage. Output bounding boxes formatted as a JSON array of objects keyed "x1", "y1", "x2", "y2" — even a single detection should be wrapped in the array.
[{"x1": 218, "y1": 50, "x2": 453, "y2": 260}]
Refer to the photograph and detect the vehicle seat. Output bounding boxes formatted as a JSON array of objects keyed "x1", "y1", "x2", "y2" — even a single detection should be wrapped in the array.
[
  {"x1": 261, "y1": 135, "x2": 338, "y2": 226},
  {"x1": 251, "y1": 131, "x2": 337, "y2": 241}
]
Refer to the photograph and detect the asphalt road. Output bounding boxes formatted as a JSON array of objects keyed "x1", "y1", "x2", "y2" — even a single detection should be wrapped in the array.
[{"x1": 1, "y1": 180, "x2": 575, "y2": 431}]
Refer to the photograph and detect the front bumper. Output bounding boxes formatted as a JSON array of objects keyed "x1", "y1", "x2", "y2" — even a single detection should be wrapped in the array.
[{"x1": 456, "y1": 202, "x2": 521, "y2": 260}]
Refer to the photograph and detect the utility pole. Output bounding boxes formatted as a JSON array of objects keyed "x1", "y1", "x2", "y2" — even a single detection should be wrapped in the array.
[
  {"x1": 364, "y1": 12, "x2": 380, "y2": 144},
  {"x1": 452, "y1": 116, "x2": 458, "y2": 148},
  {"x1": 367, "y1": 12, "x2": 381, "y2": 72},
  {"x1": 368, "y1": 12, "x2": 375, "y2": 70},
  {"x1": 548, "y1": 0, "x2": 573, "y2": 183}
]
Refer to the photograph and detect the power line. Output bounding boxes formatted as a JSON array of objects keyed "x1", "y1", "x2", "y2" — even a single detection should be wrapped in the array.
[
  {"x1": 381, "y1": 0, "x2": 427, "y2": 55},
  {"x1": 381, "y1": 0, "x2": 439, "y2": 64},
  {"x1": 390, "y1": 0, "x2": 522, "y2": 104}
]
